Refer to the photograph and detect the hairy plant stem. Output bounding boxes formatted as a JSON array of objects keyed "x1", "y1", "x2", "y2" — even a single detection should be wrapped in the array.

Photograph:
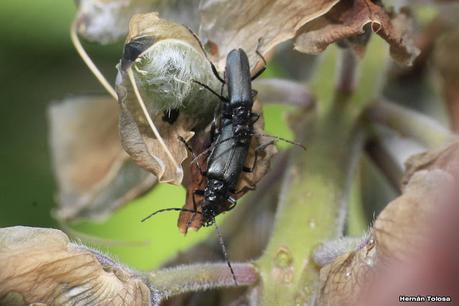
[
  {"x1": 365, "y1": 100, "x2": 455, "y2": 148},
  {"x1": 253, "y1": 79, "x2": 315, "y2": 108},
  {"x1": 148, "y1": 263, "x2": 258, "y2": 303},
  {"x1": 255, "y1": 99, "x2": 364, "y2": 305}
]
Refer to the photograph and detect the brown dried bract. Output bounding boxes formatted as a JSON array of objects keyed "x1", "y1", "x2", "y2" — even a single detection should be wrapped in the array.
[
  {"x1": 374, "y1": 169, "x2": 454, "y2": 261},
  {"x1": 200, "y1": 0, "x2": 339, "y2": 70},
  {"x1": 178, "y1": 132, "x2": 210, "y2": 233},
  {"x1": 317, "y1": 168, "x2": 455, "y2": 306},
  {"x1": 316, "y1": 236, "x2": 376, "y2": 306},
  {"x1": 0, "y1": 226, "x2": 151, "y2": 305},
  {"x1": 295, "y1": 1, "x2": 420, "y2": 66},
  {"x1": 48, "y1": 96, "x2": 156, "y2": 222},
  {"x1": 402, "y1": 141, "x2": 459, "y2": 188},
  {"x1": 116, "y1": 13, "x2": 220, "y2": 185}
]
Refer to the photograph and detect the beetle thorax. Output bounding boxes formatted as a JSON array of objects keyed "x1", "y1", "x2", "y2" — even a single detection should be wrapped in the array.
[{"x1": 232, "y1": 105, "x2": 253, "y2": 143}]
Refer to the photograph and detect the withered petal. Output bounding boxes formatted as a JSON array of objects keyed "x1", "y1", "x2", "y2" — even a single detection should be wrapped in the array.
[
  {"x1": 0, "y1": 226, "x2": 151, "y2": 306},
  {"x1": 48, "y1": 96, "x2": 156, "y2": 222}
]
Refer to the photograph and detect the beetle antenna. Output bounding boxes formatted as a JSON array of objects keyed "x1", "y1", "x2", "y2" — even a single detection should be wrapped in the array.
[
  {"x1": 141, "y1": 208, "x2": 201, "y2": 223},
  {"x1": 258, "y1": 133, "x2": 307, "y2": 151},
  {"x1": 213, "y1": 219, "x2": 238, "y2": 286},
  {"x1": 255, "y1": 38, "x2": 267, "y2": 66},
  {"x1": 184, "y1": 26, "x2": 225, "y2": 84},
  {"x1": 192, "y1": 79, "x2": 228, "y2": 102},
  {"x1": 178, "y1": 136, "x2": 205, "y2": 175},
  {"x1": 190, "y1": 135, "x2": 237, "y2": 165},
  {"x1": 251, "y1": 38, "x2": 267, "y2": 80}
]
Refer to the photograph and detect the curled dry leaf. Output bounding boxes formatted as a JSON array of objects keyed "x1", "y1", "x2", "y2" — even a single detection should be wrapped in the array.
[
  {"x1": 116, "y1": 12, "x2": 222, "y2": 184},
  {"x1": 200, "y1": 0, "x2": 339, "y2": 69},
  {"x1": 373, "y1": 169, "x2": 454, "y2": 261},
  {"x1": 295, "y1": 1, "x2": 420, "y2": 66},
  {"x1": 75, "y1": 0, "x2": 201, "y2": 44},
  {"x1": 48, "y1": 96, "x2": 156, "y2": 221},
  {"x1": 177, "y1": 131, "x2": 210, "y2": 232},
  {"x1": 0, "y1": 226, "x2": 151, "y2": 306},
  {"x1": 316, "y1": 168, "x2": 454, "y2": 306},
  {"x1": 316, "y1": 235, "x2": 377, "y2": 306},
  {"x1": 178, "y1": 100, "x2": 277, "y2": 233},
  {"x1": 402, "y1": 141, "x2": 459, "y2": 188}
]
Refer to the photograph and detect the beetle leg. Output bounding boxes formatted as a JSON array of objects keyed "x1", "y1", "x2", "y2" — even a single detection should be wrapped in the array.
[
  {"x1": 226, "y1": 196, "x2": 237, "y2": 210},
  {"x1": 178, "y1": 136, "x2": 207, "y2": 176},
  {"x1": 231, "y1": 185, "x2": 256, "y2": 195},
  {"x1": 250, "y1": 112, "x2": 260, "y2": 124},
  {"x1": 251, "y1": 66, "x2": 266, "y2": 80},
  {"x1": 185, "y1": 26, "x2": 225, "y2": 84},
  {"x1": 242, "y1": 139, "x2": 275, "y2": 173},
  {"x1": 192, "y1": 79, "x2": 228, "y2": 102},
  {"x1": 251, "y1": 39, "x2": 268, "y2": 80}
]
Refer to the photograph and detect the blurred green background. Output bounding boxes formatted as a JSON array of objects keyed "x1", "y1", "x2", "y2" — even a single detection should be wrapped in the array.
[{"x1": 0, "y1": 0, "x2": 296, "y2": 271}]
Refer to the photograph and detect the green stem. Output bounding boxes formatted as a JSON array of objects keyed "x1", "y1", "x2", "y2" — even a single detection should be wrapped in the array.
[
  {"x1": 255, "y1": 102, "x2": 364, "y2": 305},
  {"x1": 365, "y1": 100, "x2": 455, "y2": 148},
  {"x1": 148, "y1": 263, "x2": 258, "y2": 303}
]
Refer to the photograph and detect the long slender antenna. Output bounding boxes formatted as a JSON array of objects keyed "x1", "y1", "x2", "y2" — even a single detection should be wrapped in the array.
[
  {"x1": 141, "y1": 208, "x2": 201, "y2": 223},
  {"x1": 127, "y1": 68, "x2": 181, "y2": 175},
  {"x1": 259, "y1": 133, "x2": 307, "y2": 151},
  {"x1": 70, "y1": 19, "x2": 118, "y2": 100},
  {"x1": 213, "y1": 219, "x2": 238, "y2": 286},
  {"x1": 184, "y1": 26, "x2": 226, "y2": 84},
  {"x1": 192, "y1": 80, "x2": 227, "y2": 102},
  {"x1": 190, "y1": 135, "x2": 236, "y2": 164},
  {"x1": 178, "y1": 136, "x2": 204, "y2": 175}
]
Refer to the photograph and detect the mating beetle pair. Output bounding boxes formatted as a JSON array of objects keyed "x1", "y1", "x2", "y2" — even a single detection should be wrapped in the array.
[
  {"x1": 142, "y1": 48, "x2": 266, "y2": 228},
  {"x1": 188, "y1": 48, "x2": 264, "y2": 227}
]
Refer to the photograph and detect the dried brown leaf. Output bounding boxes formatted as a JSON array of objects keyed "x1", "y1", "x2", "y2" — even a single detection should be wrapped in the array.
[
  {"x1": 200, "y1": 0, "x2": 339, "y2": 69},
  {"x1": 75, "y1": 0, "x2": 201, "y2": 44},
  {"x1": 0, "y1": 226, "x2": 151, "y2": 305},
  {"x1": 116, "y1": 13, "x2": 221, "y2": 184},
  {"x1": 374, "y1": 169, "x2": 454, "y2": 261},
  {"x1": 316, "y1": 236, "x2": 376, "y2": 306},
  {"x1": 317, "y1": 168, "x2": 455, "y2": 306},
  {"x1": 177, "y1": 132, "x2": 209, "y2": 233},
  {"x1": 403, "y1": 141, "x2": 459, "y2": 188},
  {"x1": 295, "y1": 1, "x2": 420, "y2": 65},
  {"x1": 48, "y1": 96, "x2": 156, "y2": 221}
]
